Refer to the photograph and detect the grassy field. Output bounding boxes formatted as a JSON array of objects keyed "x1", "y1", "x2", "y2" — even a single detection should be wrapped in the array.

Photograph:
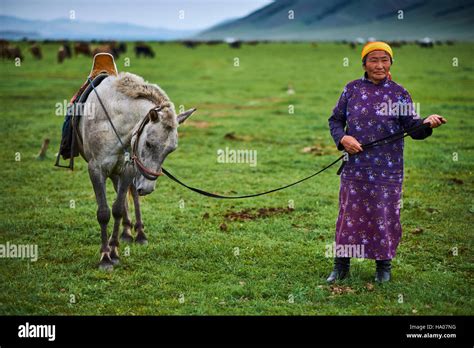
[{"x1": 0, "y1": 42, "x2": 473, "y2": 315}]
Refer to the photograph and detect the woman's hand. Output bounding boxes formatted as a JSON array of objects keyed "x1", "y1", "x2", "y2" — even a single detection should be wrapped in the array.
[
  {"x1": 423, "y1": 114, "x2": 447, "y2": 128},
  {"x1": 340, "y1": 135, "x2": 363, "y2": 155}
]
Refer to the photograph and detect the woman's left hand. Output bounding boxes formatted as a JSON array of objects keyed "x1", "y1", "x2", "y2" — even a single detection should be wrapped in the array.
[{"x1": 423, "y1": 114, "x2": 447, "y2": 128}]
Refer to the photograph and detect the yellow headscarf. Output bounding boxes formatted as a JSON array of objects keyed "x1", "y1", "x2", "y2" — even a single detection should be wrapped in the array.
[
  {"x1": 361, "y1": 41, "x2": 393, "y2": 80},
  {"x1": 361, "y1": 41, "x2": 393, "y2": 60}
]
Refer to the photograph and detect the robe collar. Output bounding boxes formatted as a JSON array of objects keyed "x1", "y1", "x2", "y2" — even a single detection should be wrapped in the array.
[{"x1": 362, "y1": 72, "x2": 389, "y2": 85}]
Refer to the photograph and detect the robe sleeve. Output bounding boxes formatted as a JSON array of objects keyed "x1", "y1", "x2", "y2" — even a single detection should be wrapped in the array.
[
  {"x1": 328, "y1": 87, "x2": 348, "y2": 151},
  {"x1": 398, "y1": 89, "x2": 432, "y2": 140}
]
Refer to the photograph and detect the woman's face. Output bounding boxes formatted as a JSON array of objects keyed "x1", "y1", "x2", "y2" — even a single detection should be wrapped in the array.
[{"x1": 364, "y1": 50, "x2": 391, "y2": 83}]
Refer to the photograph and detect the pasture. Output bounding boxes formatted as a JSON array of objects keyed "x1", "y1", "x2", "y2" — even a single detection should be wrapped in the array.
[{"x1": 0, "y1": 41, "x2": 473, "y2": 315}]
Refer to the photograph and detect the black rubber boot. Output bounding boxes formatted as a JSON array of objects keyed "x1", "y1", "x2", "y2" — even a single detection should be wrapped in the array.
[
  {"x1": 375, "y1": 259, "x2": 392, "y2": 283},
  {"x1": 326, "y1": 257, "x2": 350, "y2": 283}
]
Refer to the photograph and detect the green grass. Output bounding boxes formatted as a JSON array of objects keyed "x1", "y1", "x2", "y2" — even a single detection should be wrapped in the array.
[{"x1": 0, "y1": 42, "x2": 473, "y2": 315}]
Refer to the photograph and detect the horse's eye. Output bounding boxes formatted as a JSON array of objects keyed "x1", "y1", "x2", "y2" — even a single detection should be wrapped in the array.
[{"x1": 145, "y1": 141, "x2": 152, "y2": 148}]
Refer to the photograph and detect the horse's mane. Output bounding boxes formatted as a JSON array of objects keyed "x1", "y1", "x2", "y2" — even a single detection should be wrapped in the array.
[{"x1": 114, "y1": 72, "x2": 177, "y2": 128}]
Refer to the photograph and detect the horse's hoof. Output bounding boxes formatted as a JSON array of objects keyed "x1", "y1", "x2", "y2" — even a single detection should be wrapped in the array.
[
  {"x1": 135, "y1": 236, "x2": 148, "y2": 245},
  {"x1": 99, "y1": 252, "x2": 114, "y2": 271},
  {"x1": 120, "y1": 233, "x2": 134, "y2": 243},
  {"x1": 110, "y1": 251, "x2": 120, "y2": 265},
  {"x1": 98, "y1": 262, "x2": 114, "y2": 271}
]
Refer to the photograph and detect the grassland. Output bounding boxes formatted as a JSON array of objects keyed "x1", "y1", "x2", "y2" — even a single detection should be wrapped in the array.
[{"x1": 0, "y1": 42, "x2": 472, "y2": 315}]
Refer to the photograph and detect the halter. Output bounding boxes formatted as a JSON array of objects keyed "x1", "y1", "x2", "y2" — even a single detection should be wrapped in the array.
[{"x1": 131, "y1": 106, "x2": 165, "y2": 181}]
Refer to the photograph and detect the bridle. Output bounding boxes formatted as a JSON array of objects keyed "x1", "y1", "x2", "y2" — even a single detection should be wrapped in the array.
[
  {"x1": 130, "y1": 106, "x2": 166, "y2": 181},
  {"x1": 86, "y1": 76, "x2": 166, "y2": 181}
]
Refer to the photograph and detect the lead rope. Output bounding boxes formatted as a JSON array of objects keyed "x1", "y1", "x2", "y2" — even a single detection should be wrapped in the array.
[
  {"x1": 162, "y1": 154, "x2": 346, "y2": 199},
  {"x1": 336, "y1": 122, "x2": 430, "y2": 175},
  {"x1": 162, "y1": 122, "x2": 431, "y2": 199}
]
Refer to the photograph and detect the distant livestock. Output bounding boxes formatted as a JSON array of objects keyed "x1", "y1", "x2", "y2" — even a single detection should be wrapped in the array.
[
  {"x1": 418, "y1": 38, "x2": 434, "y2": 48},
  {"x1": 229, "y1": 40, "x2": 242, "y2": 49},
  {"x1": 1, "y1": 45, "x2": 23, "y2": 61},
  {"x1": 62, "y1": 42, "x2": 72, "y2": 58},
  {"x1": 92, "y1": 45, "x2": 120, "y2": 59},
  {"x1": 182, "y1": 40, "x2": 198, "y2": 49},
  {"x1": 74, "y1": 42, "x2": 92, "y2": 56},
  {"x1": 57, "y1": 46, "x2": 67, "y2": 63},
  {"x1": 135, "y1": 44, "x2": 155, "y2": 58},
  {"x1": 29, "y1": 44, "x2": 42, "y2": 60},
  {"x1": 117, "y1": 42, "x2": 127, "y2": 54}
]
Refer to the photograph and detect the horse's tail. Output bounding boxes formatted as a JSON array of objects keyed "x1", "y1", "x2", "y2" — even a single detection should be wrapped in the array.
[{"x1": 128, "y1": 185, "x2": 134, "y2": 205}]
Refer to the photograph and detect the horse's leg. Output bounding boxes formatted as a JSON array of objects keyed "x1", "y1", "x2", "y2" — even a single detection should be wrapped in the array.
[
  {"x1": 131, "y1": 185, "x2": 147, "y2": 245},
  {"x1": 111, "y1": 176, "x2": 133, "y2": 243},
  {"x1": 88, "y1": 164, "x2": 112, "y2": 270},
  {"x1": 109, "y1": 176, "x2": 132, "y2": 264},
  {"x1": 120, "y1": 189, "x2": 134, "y2": 243}
]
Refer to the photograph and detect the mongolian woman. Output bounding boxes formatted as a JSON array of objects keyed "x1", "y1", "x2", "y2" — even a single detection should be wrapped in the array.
[{"x1": 327, "y1": 41, "x2": 446, "y2": 283}]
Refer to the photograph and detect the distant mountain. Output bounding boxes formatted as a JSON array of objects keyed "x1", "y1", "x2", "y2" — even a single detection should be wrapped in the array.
[
  {"x1": 0, "y1": 15, "x2": 198, "y2": 41},
  {"x1": 196, "y1": 0, "x2": 474, "y2": 41}
]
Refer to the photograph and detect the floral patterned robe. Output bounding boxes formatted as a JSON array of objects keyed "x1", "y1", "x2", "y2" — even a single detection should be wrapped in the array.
[{"x1": 328, "y1": 74, "x2": 432, "y2": 260}]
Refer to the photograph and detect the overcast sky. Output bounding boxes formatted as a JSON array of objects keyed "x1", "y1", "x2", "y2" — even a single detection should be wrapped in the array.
[{"x1": 0, "y1": 0, "x2": 273, "y2": 30}]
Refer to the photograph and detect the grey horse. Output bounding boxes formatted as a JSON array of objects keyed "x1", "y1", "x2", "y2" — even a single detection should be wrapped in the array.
[{"x1": 77, "y1": 72, "x2": 195, "y2": 270}]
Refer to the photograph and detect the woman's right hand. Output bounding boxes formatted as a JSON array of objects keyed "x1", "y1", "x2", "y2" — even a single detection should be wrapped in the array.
[{"x1": 340, "y1": 135, "x2": 363, "y2": 155}]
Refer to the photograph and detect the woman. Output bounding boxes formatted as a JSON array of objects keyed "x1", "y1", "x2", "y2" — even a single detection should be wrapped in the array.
[{"x1": 327, "y1": 41, "x2": 446, "y2": 283}]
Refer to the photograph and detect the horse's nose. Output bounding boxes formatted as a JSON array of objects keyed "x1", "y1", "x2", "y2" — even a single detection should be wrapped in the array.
[{"x1": 136, "y1": 186, "x2": 154, "y2": 196}]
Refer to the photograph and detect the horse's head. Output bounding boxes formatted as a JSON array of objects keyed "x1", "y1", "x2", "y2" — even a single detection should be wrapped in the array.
[{"x1": 132, "y1": 105, "x2": 196, "y2": 196}]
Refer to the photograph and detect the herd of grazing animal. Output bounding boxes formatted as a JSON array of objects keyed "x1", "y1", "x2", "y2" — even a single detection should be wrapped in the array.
[
  {"x1": 345, "y1": 38, "x2": 455, "y2": 50},
  {"x1": 1, "y1": 40, "x2": 144, "y2": 63},
  {"x1": 0, "y1": 38, "x2": 456, "y2": 64}
]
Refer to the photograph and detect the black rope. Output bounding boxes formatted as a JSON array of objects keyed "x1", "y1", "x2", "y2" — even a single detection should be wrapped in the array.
[
  {"x1": 162, "y1": 122, "x2": 432, "y2": 199},
  {"x1": 162, "y1": 154, "x2": 346, "y2": 199},
  {"x1": 336, "y1": 122, "x2": 429, "y2": 174},
  {"x1": 362, "y1": 122, "x2": 429, "y2": 149}
]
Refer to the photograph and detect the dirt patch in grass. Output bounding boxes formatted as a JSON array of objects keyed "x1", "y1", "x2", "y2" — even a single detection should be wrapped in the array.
[
  {"x1": 224, "y1": 207, "x2": 294, "y2": 221},
  {"x1": 301, "y1": 143, "x2": 338, "y2": 156},
  {"x1": 224, "y1": 132, "x2": 254, "y2": 141},
  {"x1": 329, "y1": 285, "x2": 355, "y2": 295},
  {"x1": 185, "y1": 120, "x2": 213, "y2": 128},
  {"x1": 411, "y1": 227, "x2": 424, "y2": 235},
  {"x1": 448, "y1": 178, "x2": 464, "y2": 185},
  {"x1": 208, "y1": 111, "x2": 232, "y2": 118}
]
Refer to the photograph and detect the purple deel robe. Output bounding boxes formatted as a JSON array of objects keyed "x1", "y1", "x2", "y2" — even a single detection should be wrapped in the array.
[{"x1": 328, "y1": 74, "x2": 432, "y2": 260}]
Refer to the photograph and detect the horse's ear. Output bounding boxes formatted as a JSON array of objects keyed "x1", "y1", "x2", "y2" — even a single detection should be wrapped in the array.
[
  {"x1": 177, "y1": 108, "x2": 197, "y2": 124},
  {"x1": 149, "y1": 108, "x2": 159, "y2": 122}
]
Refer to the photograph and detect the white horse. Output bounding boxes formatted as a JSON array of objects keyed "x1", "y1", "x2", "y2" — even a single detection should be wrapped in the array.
[{"x1": 77, "y1": 72, "x2": 195, "y2": 270}]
